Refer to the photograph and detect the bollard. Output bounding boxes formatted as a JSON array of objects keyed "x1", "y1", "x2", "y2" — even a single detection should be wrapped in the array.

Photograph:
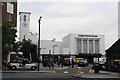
[
  {"x1": 77, "y1": 67, "x2": 81, "y2": 75},
  {"x1": 89, "y1": 69, "x2": 94, "y2": 73}
]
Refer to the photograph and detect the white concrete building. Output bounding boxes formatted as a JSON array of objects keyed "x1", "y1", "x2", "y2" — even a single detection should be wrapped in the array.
[
  {"x1": 29, "y1": 32, "x2": 38, "y2": 44},
  {"x1": 19, "y1": 12, "x2": 31, "y2": 41},
  {"x1": 40, "y1": 40, "x2": 62, "y2": 55},
  {"x1": 62, "y1": 33, "x2": 105, "y2": 55},
  {"x1": 40, "y1": 33, "x2": 105, "y2": 56}
]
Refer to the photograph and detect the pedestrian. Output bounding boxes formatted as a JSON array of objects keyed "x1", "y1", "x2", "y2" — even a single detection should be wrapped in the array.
[
  {"x1": 92, "y1": 65, "x2": 95, "y2": 73},
  {"x1": 22, "y1": 58, "x2": 26, "y2": 71},
  {"x1": 71, "y1": 59, "x2": 74, "y2": 68},
  {"x1": 57, "y1": 60, "x2": 60, "y2": 67}
]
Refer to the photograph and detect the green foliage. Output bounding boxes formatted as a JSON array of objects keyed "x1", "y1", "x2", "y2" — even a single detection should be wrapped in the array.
[
  {"x1": 2, "y1": 22, "x2": 17, "y2": 46},
  {"x1": 13, "y1": 41, "x2": 23, "y2": 52},
  {"x1": 2, "y1": 22, "x2": 17, "y2": 60}
]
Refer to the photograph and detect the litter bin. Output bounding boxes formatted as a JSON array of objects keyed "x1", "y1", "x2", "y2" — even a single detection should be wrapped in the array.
[{"x1": 94, "y1": 63, "x2": 99, "y2": 73}]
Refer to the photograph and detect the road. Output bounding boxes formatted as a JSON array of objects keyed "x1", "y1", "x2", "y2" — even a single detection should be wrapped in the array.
[
  {"x1": 2, "y1": 64, "x2": 92, "y2": 78},
  {"x1": 1, "y1": 64, "x2": 120, "y2": 80}
]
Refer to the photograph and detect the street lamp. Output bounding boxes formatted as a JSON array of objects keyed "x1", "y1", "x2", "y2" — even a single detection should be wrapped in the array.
[
  {"x1": 52, "y1": 45, "x2": 57, "y2": 69},
  {"x1": 37, "y1": 16, "x2": 42, "y2": 71}
]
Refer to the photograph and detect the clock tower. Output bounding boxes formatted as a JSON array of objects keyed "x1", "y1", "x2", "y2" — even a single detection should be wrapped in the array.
[{"x1": 19, "y1": 12, "x2": 31, "y2": 41}]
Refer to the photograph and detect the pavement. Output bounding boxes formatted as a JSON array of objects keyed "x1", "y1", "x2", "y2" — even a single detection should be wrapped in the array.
[{"x1": 2, "y1": 70, "x2": 56, "y2": 73}]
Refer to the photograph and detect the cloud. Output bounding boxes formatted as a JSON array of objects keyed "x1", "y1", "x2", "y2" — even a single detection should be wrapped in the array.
[{"x1": 19, "y1": 2, "x2": 118, "y2": 49}]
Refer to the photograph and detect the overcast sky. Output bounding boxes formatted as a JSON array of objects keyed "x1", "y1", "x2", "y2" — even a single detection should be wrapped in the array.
[{"x1": 18, "y1": 0, "x2": 119, "y2": 49}]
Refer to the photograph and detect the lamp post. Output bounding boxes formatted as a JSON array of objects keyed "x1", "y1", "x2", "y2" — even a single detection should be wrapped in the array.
[
  {"x1": 52, "y1": 45, "x2": 57, "y2": 69},
  {"x1": 37, "y1": 16, "x2": 42, "y2": 71}
]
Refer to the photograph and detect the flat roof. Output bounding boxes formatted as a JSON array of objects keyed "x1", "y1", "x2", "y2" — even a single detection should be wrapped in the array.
[{"x1": 19, "y1": 12, "x2": 31, "y2": 15}]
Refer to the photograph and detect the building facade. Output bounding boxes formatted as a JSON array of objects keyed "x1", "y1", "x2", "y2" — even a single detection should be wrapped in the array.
[
  {"x1": 106, "y1": 39, "x2": 120, "y2": 72},
  {"x1": 29, "y1": 32, "x2": 38, "y2": 44},
  {"x1": 2, "y1": 0, "x2": 17, "y2": 27},
  {"x1": 19, "y1": 12, "x2": 31, "y2": 41},
  {"x1": 62, "y1": 33, "x2": 105, "y2": 55},
  {"x1": 40, "y1": 33, "x2": 105, "y2": 62}
]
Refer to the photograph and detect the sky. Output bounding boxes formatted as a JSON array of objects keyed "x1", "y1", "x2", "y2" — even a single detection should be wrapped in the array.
[{"x1": 18, "y1": 0, "x2": 119, "y2": 50}]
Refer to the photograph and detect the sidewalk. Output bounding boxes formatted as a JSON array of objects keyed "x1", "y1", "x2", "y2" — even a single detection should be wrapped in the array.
[
  {"x1": 73, "y1": 70, "x2": 120, "y2": 78},
  {"x1": 2, "y1": 70, "x2": 56, "y2": 73},
  {"x1": 1, "y1": 68, "x2": 56, "y2": 73}
]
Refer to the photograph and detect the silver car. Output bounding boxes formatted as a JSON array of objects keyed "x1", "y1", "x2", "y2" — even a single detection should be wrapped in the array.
[{"x1": 7, "y1": 58, "x2": 38, "y2": 70}]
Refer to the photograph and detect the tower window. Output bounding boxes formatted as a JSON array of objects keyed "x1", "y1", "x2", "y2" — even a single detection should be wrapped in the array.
[{"x1": 24, "y1": 15, "x2": 26, "y2": 21}]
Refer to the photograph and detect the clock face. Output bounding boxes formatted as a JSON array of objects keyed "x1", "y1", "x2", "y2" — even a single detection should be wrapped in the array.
[{"x1": 22, "y1": 22, "x2": 27, "y2": 27}]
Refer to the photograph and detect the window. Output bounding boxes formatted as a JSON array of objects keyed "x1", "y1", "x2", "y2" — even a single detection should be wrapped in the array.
[
  {"x1": 7, "y1": 2, "x2": 13, "y2": 14},
  {"x1": 6, "y1": 13, "x2": 14, "y2": 23},
  {"x1": 24, "y1": 15, "x2": 26, "y2": 21},
  {"x1": 89, "y1": 39, "x2": 93, "y2": 53},
  {"x1": 95, "y1": 39, "x2": 99, "y2": 53},
  {"x1": 83, "y1": 39, "x2": 87, "y2": 53},
  {"x1": 77, "y1": 39, "x2": 81, "y2": 53}
]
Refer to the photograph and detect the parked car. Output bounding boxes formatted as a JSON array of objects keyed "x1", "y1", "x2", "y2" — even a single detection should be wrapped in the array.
[
  {"x1": 93, "y1": 57, "x2": 107, "y2": 70},
  {"x1": 7, "y1": 58, "x2": 38, "y2": 70},
  {"x1": 61, "y1": 58, "x2": 72, "y2": 66},
  {"x1": 74, "y1": 58, "x2": 88, "y2": 67}
]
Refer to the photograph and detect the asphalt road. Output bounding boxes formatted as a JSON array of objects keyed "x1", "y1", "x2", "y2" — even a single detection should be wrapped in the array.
[
  {"x1": 2, "y1": 64, "x2": 120, "y2": 80},
  {"x1": 2, "y1": 68, "x2": 76, "y2": 78},
  {"x1": 2, "y1": 64, "x2": 92, "y2": 78}
]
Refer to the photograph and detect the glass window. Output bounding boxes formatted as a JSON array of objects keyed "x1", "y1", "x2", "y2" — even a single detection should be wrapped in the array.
[
  {"x1": 7, "y1": 2, "x2": 13, "y2": 14},
  {"x1": 6, "y1": 13, "x2": 14, "y2": 23}
]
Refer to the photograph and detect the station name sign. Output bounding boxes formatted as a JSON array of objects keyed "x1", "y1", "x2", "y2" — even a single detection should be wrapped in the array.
[{"x1": 78, "y1": 35, "x2": 98, "y2": 37}]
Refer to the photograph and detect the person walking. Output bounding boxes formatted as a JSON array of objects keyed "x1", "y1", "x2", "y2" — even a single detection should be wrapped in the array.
[
  {"x1": 57, "y1": 60, "x2": 61, "y2": 67},
  {"x1": 71, "y1": 59, "x2": 74, "y2": 68},
  {"x1": 22, "y1": 58, "x2": 26, "y2": 71}
]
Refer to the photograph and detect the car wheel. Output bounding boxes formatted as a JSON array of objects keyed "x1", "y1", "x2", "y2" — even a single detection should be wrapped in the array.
[
  {"x1": 31, "y1": 66, "x2": 36, "y2": 70},
  {"x1": 11, "y1": 66, "x2": 16, "y2": 70}
]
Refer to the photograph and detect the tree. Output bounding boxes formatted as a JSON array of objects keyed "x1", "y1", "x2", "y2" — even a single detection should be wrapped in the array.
[
  {"x1": 2, "y1": 22, "x2": 17, "y2": 60},
  {"x1": 13, "y1": 41, "x2": 23, "y2": 53},
  {"x1": 19, "y1": 39, "x2": 38, "y2": 62},
  {"x1": 19, "y1": 39, "x2": 32, "y2": 60}
]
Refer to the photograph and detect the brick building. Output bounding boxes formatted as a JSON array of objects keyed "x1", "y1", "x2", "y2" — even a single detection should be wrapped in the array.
[{"x1": 1, "y1": 0, "x2": 17, "y2": 27}]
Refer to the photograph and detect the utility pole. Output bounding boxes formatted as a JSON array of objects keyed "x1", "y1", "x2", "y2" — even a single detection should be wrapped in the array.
[{"x1": 37, "y1": 16, "x2": 42, "y2": 71}]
